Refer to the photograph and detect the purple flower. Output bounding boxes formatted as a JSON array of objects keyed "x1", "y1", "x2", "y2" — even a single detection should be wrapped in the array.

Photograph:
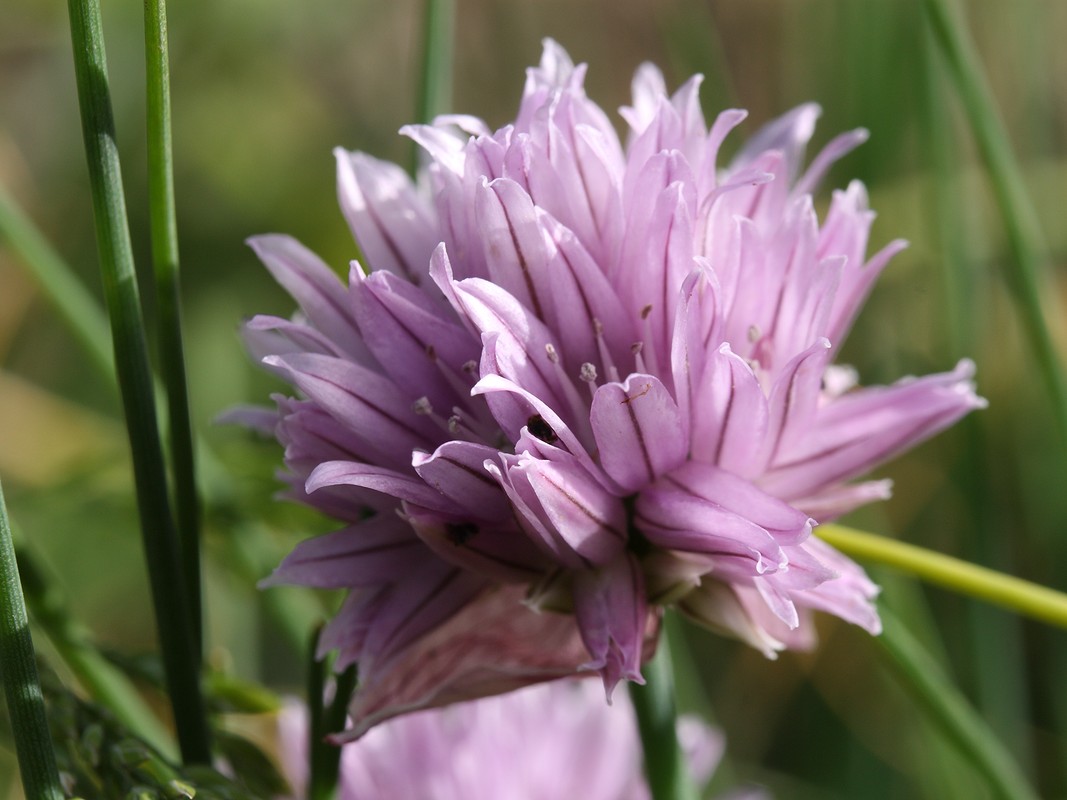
[
  {"x1": 242, "y1": 40, "x2": 984, "y2": 736},
  {"x1": 273, "y1": 679, "x2": 762, "y2": 800}
]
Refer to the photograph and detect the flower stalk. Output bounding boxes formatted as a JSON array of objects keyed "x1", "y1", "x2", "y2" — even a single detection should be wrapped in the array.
[
  {"x1": 0, "y1": 480, "x2": 64, "y2": 800},
  {"x1": 307, "y1": 627, "x2": 358, "y2": 800},
  {"x1": 144, "y1": 0, "x2": 203, "y2": 660},
  {"x1": 412, "y1": 0, "x2": 455, "y2": 172},
  {"x1": 65, "y1": 0, "x2": 210, "y2": 763},
  {"x1": 629, "y1": 626, "x2": 699, "y2": 800},
  {"x1": 818, "y1": 524, "x2": 1067, "y2": 628}
]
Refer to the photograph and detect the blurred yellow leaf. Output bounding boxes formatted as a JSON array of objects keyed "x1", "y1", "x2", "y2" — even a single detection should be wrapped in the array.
[{"x1": 0, "y1": 369, "x2": 122, "y2": 486}]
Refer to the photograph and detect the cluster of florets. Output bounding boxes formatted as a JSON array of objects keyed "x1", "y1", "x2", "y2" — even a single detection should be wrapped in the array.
[{"x1": 239, "y1": 40, "x2": 983, "y2": 736}]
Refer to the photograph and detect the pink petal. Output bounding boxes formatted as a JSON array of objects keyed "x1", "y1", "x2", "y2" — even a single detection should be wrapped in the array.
[
  {"x1": 762, "y1": 360, "x2": 986, "y2": 499},
  {"x1": 335, "y1": 149, "x2": 440, "y2": 285},
  {"x1": 412, "y1": 441, "x2": 510, "y2": 522},
  {"x1": 635, "y1": 478, "x2": 786, "y2": 576},
  {"x1": 730, "y1": 102, "x2": 821, "y2": 185},
  {"x1": 323, "y1": 561, "x2": 486, "y2": 677},
  {"x1": 690, "y1": 343, "x2": 769, "y2": 477},
  {"x1": 761, "y1": 338, "x2": 833, "y2": 469},
  {"x1": 573, "y1": 554, "x2": 649, "y2": 697},
  {"x1": 352, "y1": 269, "x2": 478, "y2": 413},
  {"x1": 591, "y1": 373, "x2": 687, "y2": 493},
  {"x1": 405, "y1": 507, "x2": 550, "y2": 584},
  {"x1": 247, "y1": 235, "x2": 369, "y2": 363},
  {"x1": 307, "y1": 461, "x2": 462, "y2": 514},
  {"x1": 260, "y1": 516, "x2": 423, "y2": 589},
  {"x1": 504, "y1": 455, "x2": 628, "y2": 567},
  {"x1": 670, "y1": 266, "x2": 722, "y2": 435},
  {"x1": 664, "y1": 461, "x2": 815, "y2": 546},
  {"x1": 793, "y1": 128, "x2": 869, "y2": 198},
  {"x1": 791, "y1": 538, "x2": 881, "y2": 634},
  {"x1": 476, "y1": 177, "x2": 555, "y2": 321},
  {"x1": 264, "y1": 352, "x2": 441, "y2": 470},
  {"x1": 243, "y1": 314, "x2": 343, "y2": 359},
  {"x1": 677, "y1": 582, "x2": 785, "y2": 659},
  {"x1": 793, "y1": 479, "x2": 894, "y2": 522}
]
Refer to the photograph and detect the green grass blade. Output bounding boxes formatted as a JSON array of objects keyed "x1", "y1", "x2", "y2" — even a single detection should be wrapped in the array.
[
  {"x1": 14, "y1": 540, "x2": 177, "y2": 760},
  {"x1": 876, "y1": 608, "x2": 1038, "y2": 800},
  {"x1": 0, "y1": 481, "x2": 64, "y2": 800},
  {"x1": 922, "y1": 0, "x2": 1067, "y2": 448},
  {"x1": 144, "y1": 0, "x2": 202, "y2": 661},
  {"x1": 65, "y1": 0, "x2": 210, "y2": 764},
  {"x1": 919, "y1": 23, "x2": 1034, "y2": 775},
  {"x1": 0, "y1": 187, "x2": 114, "y2": 382}
]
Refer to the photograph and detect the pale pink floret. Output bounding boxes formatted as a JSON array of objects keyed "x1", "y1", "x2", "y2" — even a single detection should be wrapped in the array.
[
  {"x1": 243, "y1": 39, "x2": 984, "y2": 734},
  {"x1": 275, "y1": 679, "x2": 756, "y2": 800}
]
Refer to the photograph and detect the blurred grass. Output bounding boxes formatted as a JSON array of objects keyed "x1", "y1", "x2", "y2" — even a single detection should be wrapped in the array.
[{"x1": 2, "y1": 0, "x2": 1066, "y2": 796}]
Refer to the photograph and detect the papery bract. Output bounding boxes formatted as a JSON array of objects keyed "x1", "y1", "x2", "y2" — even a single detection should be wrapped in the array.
[{"x1": 243, "y1": 39, "x2": 984, "y2": 734}]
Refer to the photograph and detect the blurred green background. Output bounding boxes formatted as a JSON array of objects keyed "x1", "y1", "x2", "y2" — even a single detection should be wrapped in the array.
[{"x1": 2, "y1": 0, "x2": 1067, "y2": 797}]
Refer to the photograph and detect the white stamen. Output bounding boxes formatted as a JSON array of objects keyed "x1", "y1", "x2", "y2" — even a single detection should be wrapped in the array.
[
  {"x1": 593, "y1": 317, "x2": 621, "y2": 384},
  {"x1": 445, "y1": 411, "x2": 485, "y2": 444},
  {"x1": 451, "y1": 405, "x2": 499, "y2": 444},
  {"x1": 631, "y1": 341, "x2": 647, "y2": 375},
  {"x1": 545, "y1": 343, "x2": 560, "y2": 364},
  {"x1": 412, "y1": 396, "x2": 433, "y2": 415},
  {"x1": 546, "y1": 349, "x2": 595, "y2": 447},
  {"x1": 748, "y1": 324, "x2": 761, "y2": 343},
  {"x1": 580, "y1": 362, "x2": 599, "y2": 400},
  {"x1": 638, "y1": 310, "x2": 661, "y2": 377}
]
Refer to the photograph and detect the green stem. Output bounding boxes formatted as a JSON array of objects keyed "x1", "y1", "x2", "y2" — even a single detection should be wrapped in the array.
[
  {"x1": 307, "y1": 628, "x2": 358, "y2": 800},
  {"x1": 65, "y1": 0, "x2": 210, "y2": 764},
  {"x1": 922, "y1": 0, "x2": 1067, "y2": 447},
  {"x1": 0, "y1": 187, "x2": 114, "y2": 382},
  {"x1": 818, "y1": 524, "x2": 1067, "y2": 628},
  {"x1": 629, "y1": 624, "x2": 698, "y2": 800},
  {"x1": 144, "y1": 0, "x2": 202, "y2": 661},
  {"x1": 0, "y1": 480, "x2": 64, "y2": 800},
  {"x1": 412, "y1": 0, "x2": 455, "y2": 171},
  {"x1": 875, "y1": 608, "x2": 1038, "y2": 800}
]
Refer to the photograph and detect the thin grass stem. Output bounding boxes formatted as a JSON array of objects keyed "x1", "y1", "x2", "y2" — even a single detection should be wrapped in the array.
[
  {"x1": 876, "y1": 608, "x2": 1038, "y2": 800},
  {"x1": 65, "y1": 0, "x2": 210, "y2": 763},
  {"x1": 922, "y1": 0, "x2": 1067, "y2": 447},
  {"x1": 144, "y1": 0, "x2": 202, "y2": 660},
  {"x1": 412, "y1": 0, "x2": 455, "y2": 171},
  {"x1": 0, "y1": 481, "x2": 64, "y2": 800},
  {"x1": 0, "y1": 187, "x2": 114, "y2": 381},
  {"x1": 14, "y1": 540, "x2": 176, "y2": 760}
]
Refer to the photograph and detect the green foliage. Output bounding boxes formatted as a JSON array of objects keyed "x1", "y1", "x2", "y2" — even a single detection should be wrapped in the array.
[{"x1": 43, "y1": 672, "x2": 287, "y2": 800}]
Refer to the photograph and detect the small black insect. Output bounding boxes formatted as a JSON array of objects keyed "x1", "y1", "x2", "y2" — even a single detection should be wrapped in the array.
[
  {"x1": 445, "y1": 522, "x2": 478, "y2": 546},
  {"x1": 526, "y1": 414, "x2": 558, "y2": 444}
]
